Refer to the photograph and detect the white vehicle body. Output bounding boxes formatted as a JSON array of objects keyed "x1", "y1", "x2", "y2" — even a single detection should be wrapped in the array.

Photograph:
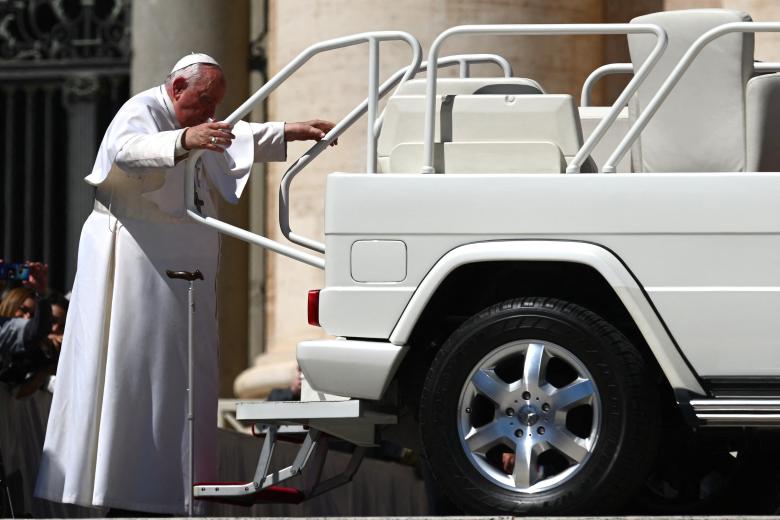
[{"x1": 187, "y1": 8, "x2": 780, "y2": 515}]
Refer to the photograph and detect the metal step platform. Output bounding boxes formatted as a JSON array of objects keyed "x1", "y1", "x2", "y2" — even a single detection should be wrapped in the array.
[{"x1": 195, "y1": 399, "x2": 394, "y2": 505}]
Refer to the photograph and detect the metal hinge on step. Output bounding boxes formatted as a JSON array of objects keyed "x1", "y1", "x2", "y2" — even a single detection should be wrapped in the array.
[{"x1": 194, "y1": 426, "x2": 364, "y2": 505}]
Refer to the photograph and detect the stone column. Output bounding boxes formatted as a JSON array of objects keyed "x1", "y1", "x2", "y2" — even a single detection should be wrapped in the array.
[
  {"x1": 63, "y1": 76, "x2": 100, "y2": 287},
  {"x1": 233, "y1": 0, "x2": 610, "y2": 398},
  {"x1": 132, "y1": 0, "x2": 251, "y2": 397}
]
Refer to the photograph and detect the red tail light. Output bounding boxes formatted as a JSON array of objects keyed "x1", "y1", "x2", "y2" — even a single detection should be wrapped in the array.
[{"x1": 308, "y1": 289, "x2": 321, "y2": 326}]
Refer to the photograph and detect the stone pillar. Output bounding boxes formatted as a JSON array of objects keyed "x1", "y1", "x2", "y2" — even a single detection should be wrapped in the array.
[
  {"x1": 131, "y1": 0, "x2": 251, "y2": 397},
  {"x1": 233, "y1": 0, "x2": 610, "y2": 398},
  {"x1": 722, "y1": 1, "x2": 780, "y2": 60},
  {"x1": 63, "y1": 75, "x2": 100, "y2": 288}
]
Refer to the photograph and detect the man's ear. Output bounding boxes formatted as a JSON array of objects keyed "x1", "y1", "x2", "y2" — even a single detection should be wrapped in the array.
[{"x1": 172, "y1": 76, "x2": 187, "y2": 100}]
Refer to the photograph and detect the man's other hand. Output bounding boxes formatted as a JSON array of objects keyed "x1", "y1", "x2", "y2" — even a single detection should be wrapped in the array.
[
  {"x1": 284, "y1": 120, "x2": 338, "y2": 146},
  {"x1": 182, "y1": 121, "x2": 235, "y2": 152}
]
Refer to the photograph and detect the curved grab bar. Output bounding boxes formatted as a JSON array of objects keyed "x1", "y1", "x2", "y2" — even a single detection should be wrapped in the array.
[
  {"x1": 446, "y1": 53, "x2": 513, "y2": 78},
  {"x1": 581, "y1": 63, "x2": 634, "y2": 107},
  {"x1": 421, "y1": 24, "x2": 668, "y2": 174},
  {"x1": 281, "y1": 53, "x2": 512, "y2": 254},
  {"x1": 605, "y1": 22, "x2": 780, "y2": 173},
  {"x1": 755, "y1": 62, "x2": 780, "y2": 73},
  {"x1": 373, "y1": 53, "x2": 513, "y2": 135},
  {"x1": 185, "y1": 31, "x2": 422, "y2": 270},
  {"x1": 581, "y1": 60, "x2": 780, "y2": 108}
]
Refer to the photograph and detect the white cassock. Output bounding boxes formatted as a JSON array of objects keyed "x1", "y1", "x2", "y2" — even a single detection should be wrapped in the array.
[{"x1": 34, "y1": 85, "x2": 286, "y2": 514}]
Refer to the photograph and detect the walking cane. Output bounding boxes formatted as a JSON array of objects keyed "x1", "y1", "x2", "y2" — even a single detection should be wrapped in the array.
[
  {"x1": 166, "y1": 269, "x2": 203, "y2": 517},
  {"x1": 0, "y1": 448, "x2": 14, "y2": 519}
]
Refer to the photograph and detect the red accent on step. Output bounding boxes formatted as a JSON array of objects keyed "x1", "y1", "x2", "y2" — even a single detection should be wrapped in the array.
[{"x1": 194, "y1": 483, "x2": 306, "y2": 506}]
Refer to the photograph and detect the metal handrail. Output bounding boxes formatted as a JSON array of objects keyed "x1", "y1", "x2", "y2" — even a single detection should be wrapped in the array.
[
  {"x1": 281, "y1": 53, "x2": 513, "y2": 254},
  {"x1": 373, "y1": 53, "x2": 513, "y2": 135},
  {"x1": 185, "y1": 31, "x2": 422, "y2": 269},
  {"x1": 581, "y1": 61, "x2": 780, "y2": 107},
  {"x1": 755, "y1": 62, "x2": 780, "y2": 73},
  {"x1": 581, "y1": 63, "x2": 634, "y2": 107},
  {"x1": 421, "y1": 24, "x2": 668, "y2": 174},
  {"x1": 605, "y1": 22, "x2": 780, "y2": 173}
]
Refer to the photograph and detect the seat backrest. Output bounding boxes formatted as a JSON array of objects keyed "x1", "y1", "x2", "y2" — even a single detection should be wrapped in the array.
[
  {"x1": 378, "y1": 93, "x2": 586, "y2": 174},
  {"x1": 746, "y1": 73, "x2": 780, "y2": 172},
  {"x1": 395, "y1": 77, "x2": 545, "y2": 96},
  {"x1": 628, "y1": 9, "x2": 754, "y2": 172}
]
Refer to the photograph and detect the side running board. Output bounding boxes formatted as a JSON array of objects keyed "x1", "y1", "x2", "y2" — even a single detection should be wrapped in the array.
[{"x1": 692, "y1": 399, "x2": 780, "y2": 427}]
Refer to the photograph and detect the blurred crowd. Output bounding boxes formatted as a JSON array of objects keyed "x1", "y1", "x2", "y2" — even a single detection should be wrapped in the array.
[{"x1": 0, "y1": 261, "x2": 68, "y2": 399}]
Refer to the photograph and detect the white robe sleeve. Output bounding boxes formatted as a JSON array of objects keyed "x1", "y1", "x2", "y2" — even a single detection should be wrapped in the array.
[
  {"x1": 249, "y1": 121, "x2": 287, "y2": 162},
  {"x1": 201, "y1": 121, "x2": 287, "y2": 204},
  {"x1": 115, "y1": 129, "x2": 183, "y2": 171}
]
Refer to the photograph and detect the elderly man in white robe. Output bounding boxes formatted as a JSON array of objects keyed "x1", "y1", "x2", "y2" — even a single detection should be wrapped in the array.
[{"x1": 35, "y1": 54, "x2": 335, "y2": 516}]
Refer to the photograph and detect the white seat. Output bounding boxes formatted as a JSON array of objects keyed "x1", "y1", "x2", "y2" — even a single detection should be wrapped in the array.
[
  {"x1": 628, "y1": 9, "x2": 754, "y2": 172},
  {"x1": 378, "y1": 93, "x2": 592, "y2": 174},
  {"x1": 746, "y1": 73, "x2": 780, "y2": 172}
]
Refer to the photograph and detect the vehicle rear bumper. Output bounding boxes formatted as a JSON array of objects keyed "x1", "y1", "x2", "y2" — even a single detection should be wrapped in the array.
[{"x1": 297, "y1": 339, "x2": 408, "y2": 400}]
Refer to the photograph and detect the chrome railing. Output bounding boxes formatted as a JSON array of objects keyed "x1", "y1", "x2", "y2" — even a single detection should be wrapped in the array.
[
  {"x1": 185, "y1": 31, "x2": 422, "y2": 269},
  {"x1": 280, "y1": 52, "x2": 514, "y2": 254},
  {"x1": 421, "y1": 24, "x2": 668, "y2": 174},
  {"x1": 580, "y1": 60, "x2": 780, "y2": 107}
]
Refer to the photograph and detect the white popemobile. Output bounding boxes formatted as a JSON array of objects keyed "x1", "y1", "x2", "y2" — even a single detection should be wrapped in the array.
[{"x1": 185, "y1": 8, "x2": 780, "y2": 516}]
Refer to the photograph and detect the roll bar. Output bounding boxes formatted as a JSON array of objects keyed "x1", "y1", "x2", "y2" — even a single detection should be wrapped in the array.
[
  {"x1": 580, "y1": 63, "x2": 634, "y2": 107},
  {"x1": 280, "y1": 53, "x2": 514, "y2": 254},
  {"x1": 421, "y1": 24, "x2": 668, "y2": 174},
  {"x1": 580, "y1": 61, "x2": 780, "y2": 107},
  {"x1": 185, "y1": 31, "x2": 422, "y2": 269}
]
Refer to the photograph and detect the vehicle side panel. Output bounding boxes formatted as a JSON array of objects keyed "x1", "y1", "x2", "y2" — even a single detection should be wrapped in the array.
[{"x1": 324, "y1": 173, "x2": 780, "y2": 378}]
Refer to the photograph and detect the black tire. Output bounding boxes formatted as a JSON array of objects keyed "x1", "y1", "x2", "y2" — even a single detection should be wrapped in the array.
[{"x1": 419, "y1": 297, "x2": 659, "y2": 515}]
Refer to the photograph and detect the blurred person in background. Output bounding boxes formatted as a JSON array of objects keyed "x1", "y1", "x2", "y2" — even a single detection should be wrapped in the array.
[
  {"x1": 46, "y1": 293, "x2": 69, "y2": 351},
  {"x1": 0, "y1": 288, "x2": 37, "y2": 320}
]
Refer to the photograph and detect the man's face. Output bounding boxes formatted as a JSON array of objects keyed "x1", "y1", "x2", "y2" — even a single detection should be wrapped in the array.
[{"x1": 171, "y1": 66, "x2": 226, "y2": 128}]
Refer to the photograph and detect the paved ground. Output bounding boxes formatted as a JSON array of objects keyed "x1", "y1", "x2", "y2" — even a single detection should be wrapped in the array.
[{"x1": 136, "y1": 517, "x2": 780, "y2": 520}]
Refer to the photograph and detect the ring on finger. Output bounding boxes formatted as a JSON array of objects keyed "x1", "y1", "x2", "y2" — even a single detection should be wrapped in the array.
[{"x1": 210, "y1": 136, "x2": 217, "y2": 145}]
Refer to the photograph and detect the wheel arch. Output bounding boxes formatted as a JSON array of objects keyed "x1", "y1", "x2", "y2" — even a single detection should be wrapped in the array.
[{"x1": 389, "y1": 240, "x2": 704, "y2": 396}]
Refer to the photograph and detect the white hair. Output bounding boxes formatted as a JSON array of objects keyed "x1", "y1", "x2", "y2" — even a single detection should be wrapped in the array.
[{"x1": 164, "y1": 63, "x2": 222, "y2": 88}]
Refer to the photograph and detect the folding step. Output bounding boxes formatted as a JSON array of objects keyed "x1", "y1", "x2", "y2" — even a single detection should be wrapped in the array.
[
  {"x1": 236, "y1": 399, "x2": 396, "y2": 447},
  {"x1": 196, "y1": 421, "x2": 368, "y2": 506},
  {"x1": 237, "y1": 398, "x2": 396, "y2": 423},
  {"x1": 194, "y1": 483, "x2": 305, "y2": 506}
]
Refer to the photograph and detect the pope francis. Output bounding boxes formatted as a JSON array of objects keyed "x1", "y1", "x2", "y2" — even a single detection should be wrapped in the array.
[{"x1": 34, "y1": 53, "x2": 334, "y2": 515}]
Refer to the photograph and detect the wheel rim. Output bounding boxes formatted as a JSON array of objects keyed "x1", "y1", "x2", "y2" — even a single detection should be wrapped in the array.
[{"x1": 457, "y1": 339, "x2": 601, "y2": 493}]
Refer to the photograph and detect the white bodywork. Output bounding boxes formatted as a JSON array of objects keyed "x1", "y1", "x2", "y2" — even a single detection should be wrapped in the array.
[
  {"x1": 177, "y1": 13, "x2": 780, "y2": 416},
  {"x1": 304, "y1": 171, "x2": 780, "y2": 399}
]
